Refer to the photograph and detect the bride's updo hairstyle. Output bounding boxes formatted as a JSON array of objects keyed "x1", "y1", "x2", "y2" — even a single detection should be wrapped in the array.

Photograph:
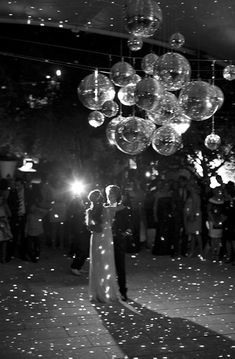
[
  {"x1": 88, "y1": 189, "x2": 103, "y2": 204},
  {"x1": 87, "y1": 189, "x2": 104, "y2": 232}
]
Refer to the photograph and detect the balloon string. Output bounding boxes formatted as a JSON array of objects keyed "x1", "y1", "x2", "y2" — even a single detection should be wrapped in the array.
[
  {"x1": 211, "y1": 115, "x2": 215, "y2": 133},
  {"x1": 211, "y1": 60, "x2": 216, "y2": 85},
  {"x1": 211, "y1": 60, "x2": 216, "y2": 134},
  {"x1": 94, "y1": 68, "x2": 99, "y2": 102}
]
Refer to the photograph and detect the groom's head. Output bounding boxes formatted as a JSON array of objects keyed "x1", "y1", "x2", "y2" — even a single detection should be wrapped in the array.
[{"x1": 105, "y1": 185, "x2": 121, "y2": 205}]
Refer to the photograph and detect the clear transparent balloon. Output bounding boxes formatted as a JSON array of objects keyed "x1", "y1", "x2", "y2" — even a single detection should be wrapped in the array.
[
  {"x1": 141, "y1": 53, "x2": 159, "y2": 75},
  {"x1": 169, "y1": 32, "x2": 185, "y2": 49},
  {"x1": 116, "y1": 140, "x2": 148, "y2": 155},
  {"x1": 168, "y1": 113, "x2": 191, "y2": 134},
  {"x1": 78, "y1": 72, "x2": 115, "y2": 110},
  {"x1": 204, "y1": 133, "x2": 221, "y2": 150},
  {"x1": 121, "y1": 117, "x2": 155, "y2": 143},
  {"x1": 106, "y1": 115, "x2": 124, "y2": 145},
  {"x1": 134, "y1": 77, "x2": 163, "y2": 111},
  {"x1": 118, "y1": 84, "x2": 137, "y2": 106},
  {"x1": 102, "y1": 100, "x2": 119, "y2": 117},
  {"x1": 210, "y1": 84, "x2": 224, "y2": 110},
  {"x1": 223, "y1": 65, "x2": 235, "y2": 81},
  {"x1": 146, "y1": 91, "x2": 180, "y2": 125},
  {"x1": 127, "y1": 36, "x2": 143, "y2": 51},
  {"x1": 125, "y1": 0, "x2": 163, "y2": 38},
  {"x1": 88, "y1": 111, "x2": 105, "y2": 127},
  {"x1": 110, "y1": 61, "x2": 136, "y2": 87},
  {"x1": 128, "y1": 73, "x2": 142, "y2": 85},
  {"x1": 115, "y1": 116, "x2": 156, "y2": 155},
  {"x1": 153, "y1": 52, "x2": 191, "y2": 91},
  {"x1": 179, "y1": 81, "x2": 219, "y2": 121},
  {"x1": 152, "y1": 125, "x2": 182, "y2": 156}
]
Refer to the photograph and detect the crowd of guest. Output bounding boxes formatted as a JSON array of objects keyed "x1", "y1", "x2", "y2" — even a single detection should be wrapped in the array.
[
  {"x1": 0, "y1": 172, "x2": 234, "y2": 268},
  {"x1": 0, "y1": 174, "x2": 75, "y2": 263},
  {"x1": 150, "y1": 174, "x2": 235, "y2": 265}
]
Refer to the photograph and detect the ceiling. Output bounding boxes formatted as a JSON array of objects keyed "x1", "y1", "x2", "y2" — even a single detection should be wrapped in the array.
[{"x1": 0, "y1": 0, "x2": 235, "y2": 63}]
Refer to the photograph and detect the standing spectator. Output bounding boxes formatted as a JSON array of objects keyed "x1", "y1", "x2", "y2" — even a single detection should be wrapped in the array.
[
  {"x1": 25, "y1": 190, "x2": 48, "y2": 262},
  {"x1": 0, "y1": 192, "x2": 12, "y2": 263},
  {"x1": 0, "y1": 178, "x2": 11, "y2": 201},
  {"x1": 205, "y1": 195, "x2": 226, "y2": 261},
  {"x1": 184, "y1": 182, "x2": 203, "y2": 259},
  {"x1": 172, "y1": 175, "x2": 189, "y2": 256},
  {"x1": 223, "y1": 182, "x2": 235, "y2": 264},
  {"x1": 67, "y1": 194, "x2": 90, "y2": 275},
  {"x1": 48, "y1": 177, "x2": 68, "y2": 249},
  {"x1": 215, "y1": 175, "x2": 226, "y2": 198},
  {"x1": 152, "y1": 180, "x2": 175, "y2": 256},
  {"x1": 7, "y1": 177, "x2": 28, "y2": 260},
  {"x1": 198, "y1": 177, "x2": 213, "y2": 252}
]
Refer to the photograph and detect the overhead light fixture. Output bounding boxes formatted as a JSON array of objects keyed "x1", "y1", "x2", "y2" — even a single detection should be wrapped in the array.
[{"x1": 18, "y1": 158, "x2": 37, "y2": 172}]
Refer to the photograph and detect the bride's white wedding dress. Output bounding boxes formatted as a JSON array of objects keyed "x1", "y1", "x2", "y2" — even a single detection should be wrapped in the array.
[{"x1": 88, "y1": 206, "x2": 119, "y2": 302}]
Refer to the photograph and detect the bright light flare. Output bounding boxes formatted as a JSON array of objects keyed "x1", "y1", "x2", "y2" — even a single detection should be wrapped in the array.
[
  {"x1": 56, "y1": 69, "x2": 62, "y2": 77},
  {"x1": 70, "y1": 180, "x2": 85, "y2": 195}
]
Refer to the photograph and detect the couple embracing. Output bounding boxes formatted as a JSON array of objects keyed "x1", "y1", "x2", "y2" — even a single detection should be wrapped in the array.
[{"x1": 86, "y1": 185, "x2": 132, "y2": 303}]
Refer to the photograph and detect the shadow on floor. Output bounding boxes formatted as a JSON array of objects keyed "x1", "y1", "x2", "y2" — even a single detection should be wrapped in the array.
[{"x1": 93, "y1": 299, "x2": 235, "y2": 359}]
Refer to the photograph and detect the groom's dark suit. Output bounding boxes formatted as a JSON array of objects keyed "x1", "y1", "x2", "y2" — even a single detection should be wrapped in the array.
[{"x1": 112, "y1": 205, "x2": 133, "y2": 300}]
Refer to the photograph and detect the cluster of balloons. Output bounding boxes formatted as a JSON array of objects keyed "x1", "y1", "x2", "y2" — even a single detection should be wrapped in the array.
[
  {"x1": 77, "y1": 0, "x2": 227, "y2": 155},
  {"x1": 77, "y1": 48, "x2": 225, "y2": 155}
]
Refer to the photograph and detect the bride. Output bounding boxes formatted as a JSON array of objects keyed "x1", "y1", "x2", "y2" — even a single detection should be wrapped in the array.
[{"x1": 86, "y1": 189, "x2": 118, "y2": 303}]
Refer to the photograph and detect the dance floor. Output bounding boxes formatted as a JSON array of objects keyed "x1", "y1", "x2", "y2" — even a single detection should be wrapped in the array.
[{"x1": 0, "y1": 245, "x2": 234, "y2": 358}]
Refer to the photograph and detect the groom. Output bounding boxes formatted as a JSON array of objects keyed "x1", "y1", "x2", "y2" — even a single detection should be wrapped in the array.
[{"x1": 105, "y1": 185, "x2": 133, "y2": 301}]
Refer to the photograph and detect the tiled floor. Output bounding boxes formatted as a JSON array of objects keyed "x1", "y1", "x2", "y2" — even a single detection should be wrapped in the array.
[{"x1": 0, "y1": 246, "x2": 234, "y2": 358}]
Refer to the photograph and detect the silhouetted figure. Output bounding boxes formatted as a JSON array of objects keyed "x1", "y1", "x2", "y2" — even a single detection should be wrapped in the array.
[
  {"x1": 7, "y1": 177, "x2": 28, "y2": 260},
  {"x1": 171, "y1": 175, "x2": 189, "y2": 256},
  {"x1": 152, "y1": 181, "x2": 175, "y2": 256},
  {"x1": 184, "y1": 182, "x2": 203, "y2": 259},
  {"x1": 106, "y1": 185, "x2": 133, "y2": 301},
  {"x1": 0, "y1": 191, "x2": 12, "y2": 263},
  {"x1": 223, "y1": 182, "x2": 235, "y2": 264},
  {"x1": 25, "y1": 189, "x2": 48, "y2": 262},
  {"x1": 67, "y1": 195, "x2": 90, "y2": 276}
]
